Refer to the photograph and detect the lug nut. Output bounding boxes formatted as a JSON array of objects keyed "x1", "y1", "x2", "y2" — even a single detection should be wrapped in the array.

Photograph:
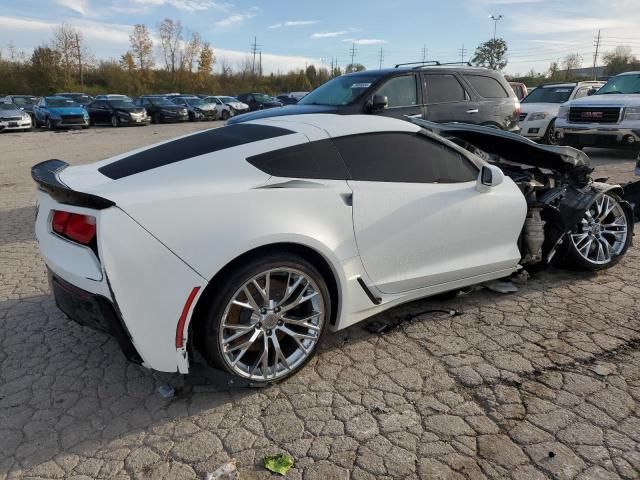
[
  {"x1": 267, "y1": 329, "x2": 272, "y2": 335},
  {"x1": 256, "y1": 322, "x2": 262, "y2": 328},
  {"x1": 277, "y1": 320, "x2": 283, "y2": 326},
  {"x1": 260, "y1": 308, "x2": 267, "y2": 314},
  {"x1": 274, "y1": 306, "x2": 280, "y2": 313}
]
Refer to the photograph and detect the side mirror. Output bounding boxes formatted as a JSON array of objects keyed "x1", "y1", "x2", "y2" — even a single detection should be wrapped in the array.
[
  {"x1": 587, "y1": 88, "x2": 597, "y2": 96},
  {"x1": 368, "y1": 94, "x2": 388, "y2": 112},
  {"x1": 476, "y1": 165, "x2": 505, "y2": 193}
]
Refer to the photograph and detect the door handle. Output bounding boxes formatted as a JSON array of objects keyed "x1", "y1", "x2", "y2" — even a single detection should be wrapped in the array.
[{"x1": 466, "y1": 109, "x2": 479, "y2": 114}]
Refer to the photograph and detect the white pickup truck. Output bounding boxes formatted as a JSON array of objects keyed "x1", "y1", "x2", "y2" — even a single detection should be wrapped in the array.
[{"x1": 555, "y1": 71, "x2": 640, "y2": 155}]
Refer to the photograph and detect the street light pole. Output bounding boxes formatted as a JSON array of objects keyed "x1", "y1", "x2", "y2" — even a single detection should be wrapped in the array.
[{"x1": 489, "y1": 14, "x2": 503, "y2": 41}]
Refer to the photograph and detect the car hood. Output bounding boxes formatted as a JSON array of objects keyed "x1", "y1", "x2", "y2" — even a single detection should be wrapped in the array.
[
  {"x1": 194, "y1": 103, "x2": 216, "y2": 111},
  {"x1": 227, "y1": 104, "x2": 338, "y2": 124},
  {"x1": 49, "y1": 107, "x2": 86, "y2": 115},
  {"x1": 0, "y1": 108, "x2": 25, "y2": 117},
  {"x1": 568, "y1": 94, "x2": 640, "y2": 106},
  {"x1": 521, "y1": 103, "x2": 561, "y2": 115},
  {"x1": 116, "y1": 107, "x2": 146, "y2": 114},
  {"x1": 414, "y1": 119, "x2": 590, "y2": 173}
]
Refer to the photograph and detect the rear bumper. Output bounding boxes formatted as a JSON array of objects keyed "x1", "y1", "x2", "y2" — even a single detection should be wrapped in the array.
[
  {"x1": 49, "y1": 270, "x2": 143, "y2": 364},
  {"x1": 556, "y1": 125, "x2": 640, "y2": 149}
]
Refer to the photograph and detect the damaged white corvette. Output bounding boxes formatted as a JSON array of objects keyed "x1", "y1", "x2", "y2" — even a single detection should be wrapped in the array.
[{"x1": 33, "y1": 114, "x2": 634, "y2": 383}]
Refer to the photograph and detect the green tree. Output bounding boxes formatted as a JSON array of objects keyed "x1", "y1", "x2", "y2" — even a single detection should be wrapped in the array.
[
  {"x1": 472, "y1": 38, "x2": 508, "y2": 70},
  {"x1": 603, "y1": 46, "x2": 640, "y2": 76},
  {"x1": 345, "y1": 63, "x2": 365, "y2": 73},
  {"x1": 29, "y1": 46, "x2": 62, "y2": 93}
]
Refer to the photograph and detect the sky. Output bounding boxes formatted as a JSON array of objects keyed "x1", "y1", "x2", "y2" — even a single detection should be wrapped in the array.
[{"x1": 1, "y1": 0, "x2": 640, "y2": 75}]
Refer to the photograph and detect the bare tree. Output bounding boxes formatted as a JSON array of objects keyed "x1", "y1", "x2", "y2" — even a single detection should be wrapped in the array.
[
  {"x1": 562, "y1": 53, "x2": 583, "y2": 79},
  {"x1": 181, "y1": 31, "x2": 202, "y2": 73},
  {"x1": 130, "y1": 24, "x2": 154, "y2": 71},
  {"x1": 158, "y1": 18, "x2": 182, "y2": 73},
  {"x1": 52, "y1": 23, "x2": 76, "y2": 86},
  {"x1": 218, "y1": 56, "x2": 233, "y2": 77}
]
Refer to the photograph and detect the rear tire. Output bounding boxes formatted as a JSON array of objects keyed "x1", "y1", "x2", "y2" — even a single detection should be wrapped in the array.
[
  {"x1": 563, "y1": 192, "x2": 632, "y2": 271},
  {"x1": 221, "y1": 110, "x2": 230, "y2": 121},
  {"x1": 153, "y1": 112, "x2": 161, "y2": 124},
  {"x1": 197, "y1": 253, "x2": 331, "y2": 384}
]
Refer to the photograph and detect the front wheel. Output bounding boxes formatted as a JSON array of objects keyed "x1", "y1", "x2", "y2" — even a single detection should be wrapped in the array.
[
  {"x1": 564, "y1": 193, "x2": 632, "y2": 271},
  {"x1": 543, "y1": 119, "x2": 557, "y2": 145},
  {"x1": 221, "y1": 110, "x2": 230, "y2": 121},
  {"x1": 47, "y1": 118, "x2": 55, "y2": 130},
  {"x1": 111, "y1": 115, "x2": 119, "y2": 128},
  {"x1": 197, "y1": 253, "x2": 331, "y2": 384}
]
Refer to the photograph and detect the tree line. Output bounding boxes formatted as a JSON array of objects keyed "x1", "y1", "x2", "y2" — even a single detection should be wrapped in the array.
[{"x1": 0, "y1": 20, "x2": 342, "y2": 97}]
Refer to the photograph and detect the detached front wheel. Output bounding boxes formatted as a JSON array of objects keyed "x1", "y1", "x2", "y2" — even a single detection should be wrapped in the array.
[
  {"x1": 198, "y1": 253, "x2": 331, "y2": 384},
  {"x1": 565, "y1": 193, "x2": 632, "y2": 270}
]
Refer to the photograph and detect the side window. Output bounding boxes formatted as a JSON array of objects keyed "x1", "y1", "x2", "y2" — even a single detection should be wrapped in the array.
[
  {"x1": 333, "y1": 133, "x2": 478, "y2": 183},
  {"x1": 246, "y1": 139, "x2": 350, "y2": 180},
  {"x1": 574, "y1": 87, "x2": 590, "y2": 99},
  {"x1": 143, "y1": 98, "x2": 152, "y2": 107},
  {"x1": 375, "y1": 75, "x2": 418, "y2": 108},
  {"x1": 464, "y1": 74, "x2": 509, "y2": 98},
  {"x1": 425, "y1": 74, "x2": 468, "y2": 104}
]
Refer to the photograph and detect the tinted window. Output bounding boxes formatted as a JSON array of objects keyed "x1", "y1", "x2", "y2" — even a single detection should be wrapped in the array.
[
  {"x1": 375, "y1": 75, "x2": 417, "y2": 108},
  {"x1": 465, "y1": 75, "x2": 509, "y2": 98},
  {"x1": 522, "y1": 86, "x2": 573, "y2": 103},
  {"x1": 334, "y1": 133, "x2": 478, "y2": 183},
  {"x1": 425, "y1": 74, "x2": 467, "y2": 103},
  {"x1": 247, "y1": 139, "x2": 350, "y2": 180},
  {"x1": 298, "y1": 74, "x2": 381, "y2": 106}
]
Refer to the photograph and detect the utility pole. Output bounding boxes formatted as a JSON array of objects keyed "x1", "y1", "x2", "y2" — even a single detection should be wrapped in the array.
[
  {"x1": 459, "y1": 44, "x2": 466, "y2": 64},
  {"x1": 421, "y1": 44, "x2": 428, "y2": 63},
  {"x1": 74, "y1": 32, "x2": 83, "y2": 89},
  {"x1": 250, "y1": 36, "x2": 259, "y2": 75},
  {"x1": 259, "y1": 49, "x2": 262, "y2": 76},
  {"x1": 349, "y1": 42, "x2": 357, "y2": 69},
  {"x1": 592, "y1": 29, "x2": 601, "y2": 80},
  {"x1": 378, "y1": 47, "x2": 385, "y2": 69}
]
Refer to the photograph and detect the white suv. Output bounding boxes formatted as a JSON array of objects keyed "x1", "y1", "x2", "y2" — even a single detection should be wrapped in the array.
[
  {"x1": 520, "y1": 81, "x2": 604, "y2": 144},
  {"x1": 556, "y1": 72, "x2": 640, "y2": 154}
]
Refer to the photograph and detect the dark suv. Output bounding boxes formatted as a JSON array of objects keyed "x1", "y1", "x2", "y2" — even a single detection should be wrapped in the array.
[
  {"x1": 133, "y1": 95, "x2": 189, "y2": 123},
  {"x1": 229, "y1": 62, "x2": 520, "y2": 131},
  {"x1": 236, "y1": 93, "x2": 283, "y2": 111}
]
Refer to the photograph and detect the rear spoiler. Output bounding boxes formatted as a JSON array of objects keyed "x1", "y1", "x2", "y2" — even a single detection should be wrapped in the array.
[{"x1": 31, "y1": 159, "x2": 115, "y2": 210}]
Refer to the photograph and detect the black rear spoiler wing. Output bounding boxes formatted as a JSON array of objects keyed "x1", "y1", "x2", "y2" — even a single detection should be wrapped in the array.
[{"x1": 31, "y1": 159, "x2": 115, "y2": 210}]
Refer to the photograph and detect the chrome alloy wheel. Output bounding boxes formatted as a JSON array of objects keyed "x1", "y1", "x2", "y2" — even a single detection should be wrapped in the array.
[
  {"x1": 570, "y1": 194, "x2": 628, "y2": 265},
  {"x1": 219, "y1": 268, "x2": 325, "y2": 381}
]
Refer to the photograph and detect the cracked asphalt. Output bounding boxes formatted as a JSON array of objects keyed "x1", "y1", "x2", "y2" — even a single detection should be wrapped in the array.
[{"x1": 1, "y1": 123, "x2": 639, "y2": 479}]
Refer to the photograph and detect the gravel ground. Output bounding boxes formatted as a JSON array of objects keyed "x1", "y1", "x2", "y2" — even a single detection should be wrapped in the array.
[{"x1": 1, "y1": 123, "x2": 639, "y2": 480}]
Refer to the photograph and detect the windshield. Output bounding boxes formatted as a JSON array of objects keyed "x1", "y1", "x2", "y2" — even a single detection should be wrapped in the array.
[
  {"x1": 47, "y1": 98, "x2": 80, "y2": 107},
  {"x1": 0, "y1": 103, "x2": 19, "y2": 110},
  {"x1": 596, "y1": 74, "x2": 640, "y2": 95},
  {"x1": 109, "y1": 100, "x2": 137, "y2": 108},
  {"x1": 299, "y1": 74, "x2": 379, "y2": 106},
  {"x1": 12, "y1": 96, "x2": 37, "y2": 106},
  {"x1": 253, "y1": 93, "x2": 275, "y2": 103},
  {"x1": 150, "y1": 98, "x2": 175, "y2": 106},
  {"x1": 522, "y1": 86, "x2": 573, "y2": 103},
  {"x1": 184, "y1": 97, "x2": 205, "y2": 106}
]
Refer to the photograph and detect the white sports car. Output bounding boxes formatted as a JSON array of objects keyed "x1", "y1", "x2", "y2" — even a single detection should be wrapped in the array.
[{"x1": 33, "y1": 114, "x2": 634, "y2": 383}]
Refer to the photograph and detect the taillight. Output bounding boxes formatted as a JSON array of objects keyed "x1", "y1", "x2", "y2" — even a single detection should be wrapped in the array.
[{"x1": 51, "y1": 210, "x2": 96, "y2": 245}]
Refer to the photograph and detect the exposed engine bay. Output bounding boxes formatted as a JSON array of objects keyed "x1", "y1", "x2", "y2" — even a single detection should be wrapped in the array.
[{"x1": 415, "y1": 120, "x2": 635, "y2": 270}]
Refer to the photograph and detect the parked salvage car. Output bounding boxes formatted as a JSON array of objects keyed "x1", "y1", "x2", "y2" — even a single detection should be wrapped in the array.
[
  {"x1": 213, "y1": 96, "x2": 250, "y2": 116},
  {"x1": 0, "y1": 101, "x2": 33, "y2": 132},
  {"x1": 276, "y1": 94, "x2": 299, "y2": 105},
  {"x1": 229, "y1": 63, "x2": 520, "y2": 131},
  {"x1": 555, "y1": 71, "x2": 640, "y2": 154},
  {"x1": 236, "y1": 93, "x2": 283, "y2": 111},
  {"x1": 133, "y1": 96, "x2": 189, "y2": 123},
  {"x1": 201, "y1": 96, "x2": 237, "y2": 120},
  {"x1": 34, "y1": 96, "x2": 89, "y2": 130},
  {"x1": 4, "y1": 94, "x2": 39, "y2": 123},
  {"x1": 86, "y1": 98, "x2": 149, "y2": 127},
  {"x1": 520, "y1": 81, "x2": 604, "y2": 144},
  {"x1": 32, "y1": 114, "x2": 632, "y2": 383},
  {"x1": 170, "y1": 95, "x2": 218, "y2": 121}
]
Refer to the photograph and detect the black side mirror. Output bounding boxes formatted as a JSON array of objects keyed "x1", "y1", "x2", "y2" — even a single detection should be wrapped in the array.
[
  {"x1": 368, "y1": 94, "x2": 389, "y2": 112},
  {"x1": 587, "y1": 88, "x2": 597, "y2": 96}
]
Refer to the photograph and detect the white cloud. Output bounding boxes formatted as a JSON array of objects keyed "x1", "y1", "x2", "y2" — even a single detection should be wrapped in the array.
[
  {"x1": 311, "y1": 30, "x2": 348, "y2": 38},
  {"x1": 53, "y1": 0, "x2": 89, "y2": 15},
  {"x1": 509, "y1": 16, "x2": 629, "y2": 34},
  {"x1": 215, "y1": 12, "x2": 255, "y2": 27},
  {"x1": 342, "y1": 38, "x2": 388, "y2": 45},
  {"x1": 268, "y1": 20, "x2": 318, "y2": 29},
  {"x1": 215, "y1": 48, "x2": 329, "y2": 74},
  {"x1": 131, "y1": 0, "x2": 231, "y2": 12}
]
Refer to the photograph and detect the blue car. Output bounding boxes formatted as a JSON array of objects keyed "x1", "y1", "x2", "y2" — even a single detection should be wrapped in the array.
[{"x1": 34, "y1": 96, "x2": 90, "y2": 130}]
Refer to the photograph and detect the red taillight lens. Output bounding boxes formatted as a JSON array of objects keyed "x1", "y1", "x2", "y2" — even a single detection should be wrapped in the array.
[{"x1": 51, "y1": 210, "x2": 96, "y2": 245}]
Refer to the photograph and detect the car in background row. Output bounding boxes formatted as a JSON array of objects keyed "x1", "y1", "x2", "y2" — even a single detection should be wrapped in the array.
[
  {"x1": 95, "y1": 94, "x2": 131, "y2": 102},
  {"x1": 86, "y1": 98, "x2": 149, "y2": 127},
  {"x1": 520, "y1": 81, "x2": 604, "y2": 144},
  {"x1": 509, "y1": 82, "x2": 528, "y2": 100},
  {"x1": 276, "y1": 94, "x2": 299, "y2": 105},
  {"x1": 169, "y1": 95, "x2": 218, "y2": 121},
  {"x1": 236, "y1": 93, "x2": 283, "y2": 111},
  {"x1": 133, "y1": 96, "x2": 189, "y2": 123},
  {"x1": 229, "y1": 63, "x2": 521, "y2": 131},
  {"x1": 4, "y1": 95, "x2": 39, "y2": 123},
  {"x1": 556, "y1": 71, "x2": 640, "y2": 155},
  {"x1": 201, "y1": 96, "x2": 232, "y2": 120},
  {"x1": 34, "y1": 96, "x2": 89, "y2": 130},
  {"x1": 0, "y1": 100, "x2": 33, "y2": 132},
  {"x1": 55, "y1": 92, "x2": 94, "y2": 106}
]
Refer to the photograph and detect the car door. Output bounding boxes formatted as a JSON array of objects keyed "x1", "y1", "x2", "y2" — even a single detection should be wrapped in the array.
[
  {"x1": 35, "y1": 98, "x2": 48, "y2": 123},
  {"x1": 336, "y1": 132, "x2": 526, "y2": 294},
  {"x1": 371, "y1": 74, "x2": 424, "y2": 120},
  {"x1": 423, "y1": 73, "x2": 480, "y2": 124}
]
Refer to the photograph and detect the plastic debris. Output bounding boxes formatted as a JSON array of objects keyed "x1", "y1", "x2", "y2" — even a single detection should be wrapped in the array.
[
  {"x1": 483, "y1": 280, "x2": 519, "y2": 294},
  {"x1": 205, "y1": 460, "x2": 238, "y2": 480},
  {"x1": 157, "y1": 384, "x2": 175, "y2": 398},
  {"x1": 264, "y1": 453, "x2": 294, "y2": 476},
  {"x1": 511, "y1": 270, "x2": 530, "y2": 286}
]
